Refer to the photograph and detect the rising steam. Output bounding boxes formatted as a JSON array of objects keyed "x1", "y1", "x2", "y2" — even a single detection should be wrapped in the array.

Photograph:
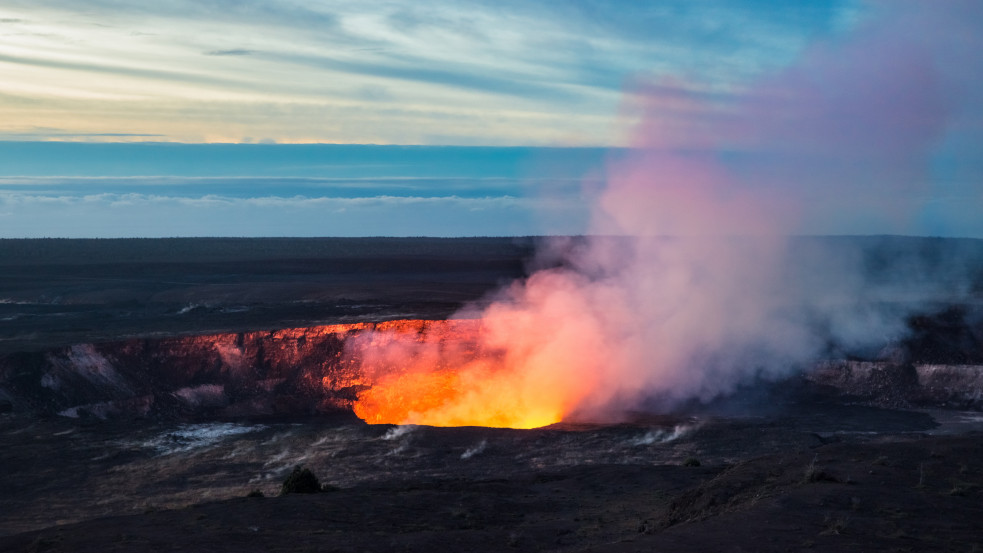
[{"x1": 349, "y1": 2, "x2": 982, "y2": 428}]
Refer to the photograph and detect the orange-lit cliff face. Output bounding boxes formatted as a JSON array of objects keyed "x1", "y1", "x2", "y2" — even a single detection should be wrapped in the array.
[{"x1": 1, "y1": 318, "x2": 593, "y2": 428}]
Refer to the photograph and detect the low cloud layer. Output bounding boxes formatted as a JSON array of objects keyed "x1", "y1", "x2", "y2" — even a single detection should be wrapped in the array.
[{"x1": 0, "y1": 191, "x2": 587, "y2": 237}]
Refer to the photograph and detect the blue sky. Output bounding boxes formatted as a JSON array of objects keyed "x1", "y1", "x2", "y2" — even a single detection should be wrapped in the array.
[{"x1": 0, "y1": 1, "x2": 980, "y2": 238}]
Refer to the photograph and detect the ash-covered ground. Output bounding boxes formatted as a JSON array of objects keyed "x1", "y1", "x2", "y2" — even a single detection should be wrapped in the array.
[{"x1": 2, "y1": 237, "x2": 983, "y2": 552}]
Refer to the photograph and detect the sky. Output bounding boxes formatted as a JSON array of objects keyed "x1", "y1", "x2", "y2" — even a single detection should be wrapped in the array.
[{"x1": 0, "y1": 0, "x2": 980, "y2": 238}]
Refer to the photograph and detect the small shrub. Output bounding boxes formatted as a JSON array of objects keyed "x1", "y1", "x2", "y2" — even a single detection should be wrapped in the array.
[
  {"x1": 949, "y1": 481, "x2": 978, "y2": 496},
  {"x1": 803, "y1": 455, "x2": 841, "y2": 483},
  {"x1": 281, "y1": 466, "x2": 321, "y2": 495},
  {"x1": 806, "y1": 469, "x2": 841, "y2": 483},
  {"x1": 246, "y1": 489, "x2": 265, "y2": 498},
  {"x1": 820, "y1": 513, "x2": 850, "y2": 535},
  {"x1": 804, "y1": 454, "x2": 818, "y2": 482},
  {"x1": 682, "y1": 458, "x2": 701, "y2": 467}
]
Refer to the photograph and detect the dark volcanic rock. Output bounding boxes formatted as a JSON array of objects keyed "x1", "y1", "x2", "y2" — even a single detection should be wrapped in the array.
[
  {"x1": 0, "y1": 323, "x2": 379, "y2": 420},
  {"x1": 2, "y1": 431, "x2": 983, "y2": 553},
  {"x1": 808, "y1": 360, "x2": 983, "y2": 410},
  {"x1": 280, "y1": 466, "x2": 322, "y2": 495},
  {"x1": 905, "y1": 306, "x2": 983, "y2": 364}
]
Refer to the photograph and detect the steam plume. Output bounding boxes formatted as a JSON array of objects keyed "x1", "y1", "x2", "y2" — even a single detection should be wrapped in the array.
[{"x1": 350, "y1": 2, "x2": 982, "y2": 427}]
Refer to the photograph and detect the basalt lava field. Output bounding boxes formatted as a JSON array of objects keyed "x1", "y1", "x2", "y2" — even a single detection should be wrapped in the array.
[{"x1": 2, "y1": 237, "x2": 983, "y2": 552}]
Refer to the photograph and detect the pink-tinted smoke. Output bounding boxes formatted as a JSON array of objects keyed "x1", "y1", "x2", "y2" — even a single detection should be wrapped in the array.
[{"x1": 349, "y1": 2, "x2": 981, "y2": 426}]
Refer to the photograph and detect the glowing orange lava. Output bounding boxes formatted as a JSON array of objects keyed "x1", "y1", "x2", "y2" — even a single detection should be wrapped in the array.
[
  {"x1": 353, "y1": 364, "x2": 564, "y2": 429},
  {"x1": 348, "y1": 319, "x2": 576, "y2": 429}
]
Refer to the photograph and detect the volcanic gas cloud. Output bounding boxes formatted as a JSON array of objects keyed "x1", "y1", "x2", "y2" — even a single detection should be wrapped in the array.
[{"x1": 351, "y1": 2, "x2": 982, "y2": 428}]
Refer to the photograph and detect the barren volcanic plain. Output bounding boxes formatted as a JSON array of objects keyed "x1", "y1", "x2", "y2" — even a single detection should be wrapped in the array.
[{"x1": 2, "y1": 236, "x2": 983, "y2": 552}]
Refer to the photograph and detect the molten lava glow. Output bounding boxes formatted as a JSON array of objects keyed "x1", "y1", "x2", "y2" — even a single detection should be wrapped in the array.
[
  {"x1": 353, "y1": 364, "x2": 562, "y2": 429},
  {"x1": 348, "y1": 318, "x2": 589, "y2": 429}
]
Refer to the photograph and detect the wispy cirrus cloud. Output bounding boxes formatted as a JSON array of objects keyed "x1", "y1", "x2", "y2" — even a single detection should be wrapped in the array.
[
  {"x1": 0, "y1": 0, "x2": 859, "y2": 145},
  {"x1": 204, "y1": 49, "x2": 255, "y2": 57}
]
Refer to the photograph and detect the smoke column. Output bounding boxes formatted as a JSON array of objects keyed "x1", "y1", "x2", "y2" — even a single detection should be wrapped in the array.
[{"x1": 350, "y1": 2, "x2": 983, "y2": 427}]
